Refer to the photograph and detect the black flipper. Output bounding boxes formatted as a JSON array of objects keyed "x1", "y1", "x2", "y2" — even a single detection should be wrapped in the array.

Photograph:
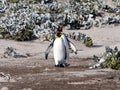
[
  {"x1": 66, "y1": 36, "x2": 77, "y2": 54},
  {"x1": 45, "y1": 40, "x2": 54, "y2": 60},
  {"x1": 69, "y1": 41, "x2": 77, "y2": 54},
  {"x1": 64, "y1": 45, "x2": 67, "y2": 60}
]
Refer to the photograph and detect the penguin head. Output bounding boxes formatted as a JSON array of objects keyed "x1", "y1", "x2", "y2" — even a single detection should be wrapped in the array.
[
  {"x1": 56, "y1": 32, "x2": 62, "y2": 37},
  {"x1": 56, "y1": 25, "x2": 63, "y2": 37},
  {"x1": 57, "y1": 25, "x2": 63, "y2": 32}
]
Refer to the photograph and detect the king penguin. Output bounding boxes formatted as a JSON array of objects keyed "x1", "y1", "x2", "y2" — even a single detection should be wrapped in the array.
[
  {"x1": 45, "y1": 26, "x2": 77, "y2": 67},
  {"x1": 57, "y1": 26, "x2": 77, "y2": 65}
]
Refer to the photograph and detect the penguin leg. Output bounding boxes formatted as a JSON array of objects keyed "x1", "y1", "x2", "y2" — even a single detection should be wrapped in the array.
[
  {"x1": 54, "y1": 60, "x2": 65, "y2": 68},
  {"x1": 55, "y1": 65, "x2": 60, "y2": 67},
  {"x1": 59, "y1": 64, "x2": 65, "y2": 67},
  {"x1": 59, "y1": 60, "x2": 66, "y2": 68}
]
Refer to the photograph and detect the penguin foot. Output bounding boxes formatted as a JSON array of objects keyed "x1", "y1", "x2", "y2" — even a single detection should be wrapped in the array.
[
  {"x1": 65, "y1": 63, "x2": 70, "y2": 67},
  {"x1": 59, "y1": 64, "x2": 65, "y2": 68},
  {"x1": 55, "y1": 65, "x2": 59, "y2": 67},
  {"x1": 55, "y1": 64, "x2": 65, "y2": 68}
]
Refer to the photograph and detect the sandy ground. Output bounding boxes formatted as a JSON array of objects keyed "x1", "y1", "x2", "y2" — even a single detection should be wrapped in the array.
[
  {"x1": 65, "y1": 25, "x2": 120, "y2": 58},
  {"x1": 0, "y1": 25, "x2": 120, "y2": 90}
]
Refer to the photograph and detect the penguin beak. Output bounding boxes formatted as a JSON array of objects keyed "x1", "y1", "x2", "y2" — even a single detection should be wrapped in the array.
[{"x1": 56, "y1": 31, "x2": 62, "y2": 37}]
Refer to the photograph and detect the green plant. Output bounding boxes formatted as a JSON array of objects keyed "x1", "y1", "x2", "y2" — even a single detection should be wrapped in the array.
[
  {"x1": 35, "y1": 0, "x2": 42, "y2": 3},
  {"x1": 13, "y1": 29, "x2": 36, "y2": 41},
  {"x1": 4, "y1": 34, "x2": 12, "y2": 39},
  {"x1": 0, "y1": 13, "x2": 5, "y2": 18},
  {"x1": 37, "y1": 8, "x2": 43, "y2": 15},
  {"x1": 10, "y1": 0, "x2": 19, "y2": 3},
  {"x1": 74, "y1": 0, "x2": 81, "y2": 2},
  {"x1": 116, "y1": 64, "x2": 120, "y2": 70},
  {"x1": 107, "y1": 8, "x2": 114, "y2": 13},
  {"x1": 101, "y1": 54, "x2": 120, "y2": 70},
  {"x1": 84, "y1": 37, "x2": 93, "y2": 47},
  {"x1": 89, "y1": 4, "x2": 94, "y2": 10},
  {"x1": 58, "y1": 7, "x2": 65, "y2": 13},
  {"x1": 81, "y1": 0, "x2": 88, "y2": 3},
  {"x1": 0, "y1": 30, "x2": 10, "y2": 39}
]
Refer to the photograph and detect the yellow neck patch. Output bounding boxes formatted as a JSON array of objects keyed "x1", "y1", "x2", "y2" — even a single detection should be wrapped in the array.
[{"x1": 56, "y1": 37, "x2": 62, "y2": 41}]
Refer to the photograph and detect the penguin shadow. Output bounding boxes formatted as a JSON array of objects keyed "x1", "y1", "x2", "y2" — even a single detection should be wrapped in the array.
[
  {"x1": 92, "y1": 44, "x2": 103, "y2": 48},
  {"x1": 77, "y1": 49, "x2": 83, "y2": 51},
  {"x1": 14, "y1": 55, "x2": 27, "y2": 58},
  {"x1": 66, "y1": 65, "x2": 89, "y2": 69}
]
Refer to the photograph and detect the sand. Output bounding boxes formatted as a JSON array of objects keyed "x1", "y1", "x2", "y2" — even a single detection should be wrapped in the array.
[
  {"x1": 1, "y1": 25, "x2": 120, "y2": 59},
  {"x1": 0, "y1": 25, "x2": 120, "y2": 90}
]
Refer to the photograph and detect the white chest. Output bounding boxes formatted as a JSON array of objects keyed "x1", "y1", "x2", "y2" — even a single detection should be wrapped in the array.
[{"x1": 53, "y1": 38, "x2": 66, "y2": 60}]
